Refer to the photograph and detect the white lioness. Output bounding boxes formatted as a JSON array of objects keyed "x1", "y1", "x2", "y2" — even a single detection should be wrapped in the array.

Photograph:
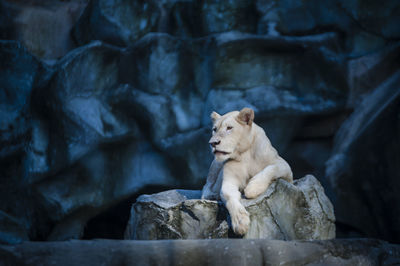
[{"x1": 201, "y1": 107, "x2": 293, "y2": 235}]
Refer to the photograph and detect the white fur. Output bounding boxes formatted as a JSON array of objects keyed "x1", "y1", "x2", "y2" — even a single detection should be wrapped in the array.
[{"x1": 201, "y1": 108, "x2": 293, "y2": 235}]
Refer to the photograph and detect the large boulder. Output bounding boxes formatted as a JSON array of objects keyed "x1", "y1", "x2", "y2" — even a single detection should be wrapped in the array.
[
  {"x1": 326, "y1": 73, "x2": 400, "y2": 242},
  {"x1": 1, "y1": 239, "x2": 399, "y2": 266},
  {"x1": 125, "y1": 175, "x2": 335, "y2": 240}
]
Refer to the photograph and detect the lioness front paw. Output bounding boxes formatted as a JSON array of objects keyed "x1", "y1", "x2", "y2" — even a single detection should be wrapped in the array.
[
  {"x1": 231, "y1": 206, "x2": 250, "y2": 235},
  {"x1": 244, "y1": 181, "x2": 267, "y2": 199}
]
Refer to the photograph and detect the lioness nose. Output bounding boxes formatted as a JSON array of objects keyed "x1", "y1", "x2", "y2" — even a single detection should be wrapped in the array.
[{"x1": 210, "y1": 140, "x2": 220, "y2": 147}]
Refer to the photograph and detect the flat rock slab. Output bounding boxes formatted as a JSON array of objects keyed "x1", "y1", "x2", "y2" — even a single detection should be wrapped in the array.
[
  {"x1": 125, "y1": 175, "x2": 335, "y2": 240},
  {"x1": 0, "y1": 239, "x2": 399, "y2": 266}
]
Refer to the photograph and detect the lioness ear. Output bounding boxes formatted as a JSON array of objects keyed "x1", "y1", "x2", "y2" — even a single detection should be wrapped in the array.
[
  {"x1": 210, "y1": 111, "x2": 221, "y2": 123},
  {"x1": 237, "y1": 107, "x2": 254, "y2": 126}
]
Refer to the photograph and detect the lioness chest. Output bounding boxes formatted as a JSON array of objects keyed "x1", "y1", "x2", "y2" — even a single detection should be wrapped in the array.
[{"x1": 223, "y1": 153, "x2": 270, "y2": 190}]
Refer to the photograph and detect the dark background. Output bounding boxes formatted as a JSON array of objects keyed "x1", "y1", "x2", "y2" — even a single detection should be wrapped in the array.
[{"x1": 0, "y1": 0, "x2": 399, "y2": 244}]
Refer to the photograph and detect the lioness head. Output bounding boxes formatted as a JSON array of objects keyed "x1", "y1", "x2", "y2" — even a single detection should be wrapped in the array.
[{"x1": 209, "y1": 107, "x2": 255, "y2": 162}]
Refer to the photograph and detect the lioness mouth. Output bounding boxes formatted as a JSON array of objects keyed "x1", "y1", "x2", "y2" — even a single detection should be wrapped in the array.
[{"x1": 214, "y1": 150, "x2": 229, "y2": 155}]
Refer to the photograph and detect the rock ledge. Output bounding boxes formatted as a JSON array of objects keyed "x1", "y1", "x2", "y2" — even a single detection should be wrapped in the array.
[{"x1": 125, "y1": 175, "x2": 335, "y2": 240}]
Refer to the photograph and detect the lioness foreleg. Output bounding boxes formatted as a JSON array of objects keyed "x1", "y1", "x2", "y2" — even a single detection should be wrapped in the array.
[
  {"x1": 244, "y1": 159, "x2": 293, "y2": 199},
  {"x1": 221, "y1": 180, "x2": 250, "y2": 235}
]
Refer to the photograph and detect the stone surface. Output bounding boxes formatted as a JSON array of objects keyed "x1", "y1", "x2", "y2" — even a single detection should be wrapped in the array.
[
  {"x1": 256, "y1": 0, "x2": 400, "y2": 55},
  {"x1": 0, "y1": 239, "x2": 399, "y2": 266},
  {"x1": 0, "y1": 41, "x2": 41, "y2": 160},
  {"x1": 346, "y1": 43, "x2": 400, "y2": 107},
  {"x1": 31, "y1": 41, "x2": 127, "y2": 175},
  {"x1": 326, "y1": 74, "x2": 400, "y2": 243},
  {"x1": 0, "y1": 0, "x2": 87, "y2": 61},
  {"x1": 0, "y1": 0, "x2": 400, "y2": 245},
  {"x1": 0, "y1": 41, "x2": 49, "y2": 244},
  {"x1": 73, "y1": 0, "x2": 258, "y2": 46},
  {"x1": 73, "y1": 0, "x2": 161, "y2": 47},
  {"x1": 125, "y1": 175, "x2": 335, "y2": 240}
]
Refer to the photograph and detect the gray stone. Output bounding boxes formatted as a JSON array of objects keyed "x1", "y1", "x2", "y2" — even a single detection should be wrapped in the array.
[
  {"x1": 73, "y1": 0, "x2": 161, "y2": 46},
  {"x1": 159, "y1": 128, "x2": 214, "y2": 186},
  {"x1": 125, "y1": 175, "x2": 335, "y2": 240},
  {"x1": 0, "y1": 211, "x2": 28, "y2": 245},
  {"x1": 200, "y1": 0, "x2": 258, "y2": 35},
  {"x1": 73, "y1": 0, "x2": 258, "y2": 46},
  {"x1": 0, "y1": 41, "x2": 51, "y2": 244},
  {"x1": 0, "y1": 41, "x2": 42, "y2": 160},
  {"x1": 256, "y1": 0, "x2": 400, "y2": 55},
  {"x1": 32, "y1": 41, "x2": 131, "y2": 175},
  {"x1": 1, "y1": 238, "x2": 399, "y2": 266},
  {"x1": 210, "y1": 32, "x2": 346, "y2": 92},
  {"x1": 346, "y1": 43, "x2": 400, "y2": 107},
  {"x1": 326, "y1": 73, "x2": 400, "y2": 242},
  {"x1": 34, "y1": 140, "x2": 177, "y2": 241},
  {"x1": 0, "y1": 0, "x2": 87, "y2": 61}
]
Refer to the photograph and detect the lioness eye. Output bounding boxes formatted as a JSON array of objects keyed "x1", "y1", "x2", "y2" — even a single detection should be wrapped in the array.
[{"x1": 227, "y1": 126, "x2": 233, "y2": 130}]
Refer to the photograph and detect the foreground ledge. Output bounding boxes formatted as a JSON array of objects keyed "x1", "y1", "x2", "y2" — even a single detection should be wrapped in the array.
[
  {"x1": 126, "y1": 175, "x2": 335, "y2": 240},
  {"x1": 0, "y1": 238, "x2": 399, "y2": 266}
]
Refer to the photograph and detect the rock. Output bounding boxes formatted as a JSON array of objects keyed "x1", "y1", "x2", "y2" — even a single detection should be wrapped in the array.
[
  {"x1": 256, "y1": 0, "x2": 399, "y2": 55},
  {"x1": 73, "y1": 0, "x2": 161, "y2": 47},
  {"x1": 199, "y1": 0, "x2": 258, "y2": 35},
  {"x1": 326, "y1": 73, "x2": 400, "y2": 242},
  {"x1": 73, "y1": 0, "x2": 258, "y2": 46},
  {"x1": 0, "y1": 40, "x2": 44, "y2": 161},
  {"x1": 201, "y1": 32, "x2": 347, "y2": 125},
  {"x1": 0, "y1": 41, "x2": 53, "y2": 244},
  {"x1": 34, "y1": 140, "x2": 176, "y2": 241},
  {"x1": 211, "y1": 32, "x2": 345, "y2": 91},
  {"x1": 1, "y1": 239, "x2": 399, "y2": 266},
  {"x1": 125, "y1": 175, "x2": 335, "y2": 240},
  {"x1": 338, "y1": 0, "x2": 400, "y2": 40},
  {"x1": 118, "y1": 33, "x2": 212, "y2": 146},
  {"x1": 346, "y1": 43, "x2": 400, "y2": 107},
  {"x1": 0, "y1": 211, "x2": 29, "y2": 245},
  {"x1": 158, "y1": 128, "x2": 214, "y2": 186},
  {"x1": 0, "y1": 0, "x2": 87, "y2": 61},
  {"x1": 6, "y1": 40, "x2": 191, "y2": 241},
  {"x1": 32, "y1": 41, "x2": 130, "y2": 176}
]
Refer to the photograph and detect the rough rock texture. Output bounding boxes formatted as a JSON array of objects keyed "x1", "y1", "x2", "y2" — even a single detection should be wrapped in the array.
[
  {"x1": 0, "y1": 41, "x2": 49, "y2": 244},
  {"x1": 73, "y1": 0, "x2": 259, "y2": 46},
  {"x1": 0, "y1": 0, "x2": 87, "y2": 61},
  {"x1": 326, "y1": 73, "x2": 400, "y2": 243},
  {"x1": 256, "y1": 0, "x2": 400, "y2": 56},
  {"x1": 0, "y1": 0, "x2": 399, "y2": 245},
  {"x1": 125, "y1": 175, "x2": 335, "y2": 240},
  {"x1": 1, "y1": 239, "x2": 399, "y2": 266}
]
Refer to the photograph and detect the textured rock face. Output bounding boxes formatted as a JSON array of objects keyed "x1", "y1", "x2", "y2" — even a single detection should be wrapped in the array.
[
  {"x1": 0, "y1": 0, "x2": 399, "y2": 245},
  {"x1": 0, "y1": 0, "x2": 87, "y2": 61},
  {"x1": 257, "y1": 0, "x2": 400, "y2": 55},
  {"x1": 1, "y1": 239, "x2": 399, "y2": 266},
  {"x1": 0, "y1": 41, "x2": 48, "y2": 244},
  {"x1": 125, "y1": 175, "x2": 335, "y2": 240},
  {"x1": 326, "y1": 73, "x2": 400, "y2": 243}
]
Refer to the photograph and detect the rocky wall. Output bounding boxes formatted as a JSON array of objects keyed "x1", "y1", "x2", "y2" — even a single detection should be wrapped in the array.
[{"x1": 0, "y1": 0, "x2": 399, "y2": 244}]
